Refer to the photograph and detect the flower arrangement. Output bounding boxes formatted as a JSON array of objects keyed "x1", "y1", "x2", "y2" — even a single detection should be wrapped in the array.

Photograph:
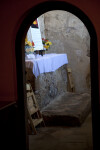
[
  {"x1": 25, "y1": 36, "x2": 35, "y2": 53},
  {"x1": 42, "y1": 38, "x2": 52, "y2": 50}
]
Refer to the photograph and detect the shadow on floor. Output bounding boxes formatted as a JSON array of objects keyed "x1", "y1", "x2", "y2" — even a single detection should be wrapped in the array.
[{"x1": 29, "y1": 112, "x2": 93, "y2": 150}]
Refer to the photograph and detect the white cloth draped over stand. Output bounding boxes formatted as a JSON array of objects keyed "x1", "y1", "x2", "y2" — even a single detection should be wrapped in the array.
[{"x1": 25, "y1": 53, "x2": 68, "y2": 78}]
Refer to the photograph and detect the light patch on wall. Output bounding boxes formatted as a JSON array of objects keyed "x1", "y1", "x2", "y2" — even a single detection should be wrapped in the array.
[
  {"x1": 76, "y1": 49, "x2": 83, "y2": 62},
  {"x1": 76, "y1": 49, "x2": 82, "y2": 57}
]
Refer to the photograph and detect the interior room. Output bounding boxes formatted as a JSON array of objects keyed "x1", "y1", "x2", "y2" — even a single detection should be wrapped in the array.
[
  {"x1": 0, "y1": 1, "x2": 100, "y2": 150},
  {"x1": 25, "y1": 10, "x2": 92, "y2": 150}
]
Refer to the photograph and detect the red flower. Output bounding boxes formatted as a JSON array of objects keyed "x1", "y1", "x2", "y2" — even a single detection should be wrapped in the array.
[
  {"x1": 45, "y1": 39, "x2": 48, "y2": 42},
  {"x1": 32, "y1": 41, "x2": 35, "y2": 46}
]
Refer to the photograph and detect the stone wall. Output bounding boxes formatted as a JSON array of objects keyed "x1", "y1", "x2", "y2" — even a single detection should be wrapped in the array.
[
  {"x1": 26, "y1": 65, "x2": 67, "y2": 109},
  {"x1": 38, "y1": 10, "x2": 90, "y2": 93}
]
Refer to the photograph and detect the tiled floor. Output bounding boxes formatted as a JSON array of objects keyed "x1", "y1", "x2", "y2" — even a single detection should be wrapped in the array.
[{"x1": 29, "y1": 112, "x2": 93, "y2": 150}]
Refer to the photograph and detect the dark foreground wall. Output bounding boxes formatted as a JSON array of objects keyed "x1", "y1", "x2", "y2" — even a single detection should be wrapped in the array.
[
  {"x1": 0, "y1": 0, "x2": 100, "y2": 150},
  {"x1": 0, "y1": 0, "x2": 100, "y2": 103}
]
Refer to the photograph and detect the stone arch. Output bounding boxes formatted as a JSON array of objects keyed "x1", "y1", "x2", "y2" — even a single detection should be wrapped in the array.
[{"x1": 15, "y1": 1, "x2": 99, "y2": 149}]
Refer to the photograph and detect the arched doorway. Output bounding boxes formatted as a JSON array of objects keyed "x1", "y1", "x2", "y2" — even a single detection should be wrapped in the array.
[{"x1": 15, "y1": 1, "x2": 99, "y2": 150}]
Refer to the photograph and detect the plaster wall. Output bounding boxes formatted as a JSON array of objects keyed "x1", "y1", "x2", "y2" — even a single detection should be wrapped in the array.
[{"x1": 40, "y1": 10, "x2": 90, "y2": 93}]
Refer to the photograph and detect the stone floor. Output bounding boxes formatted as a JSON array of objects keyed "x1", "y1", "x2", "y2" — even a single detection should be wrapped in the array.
[{"x1": 29, "y1": 112, "x2": 93, "y2": 150}]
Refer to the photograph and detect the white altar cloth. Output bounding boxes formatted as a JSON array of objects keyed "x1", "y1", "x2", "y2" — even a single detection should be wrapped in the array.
[{"x1": 25, "y1": 53, "x2": 68, "y2": 78}]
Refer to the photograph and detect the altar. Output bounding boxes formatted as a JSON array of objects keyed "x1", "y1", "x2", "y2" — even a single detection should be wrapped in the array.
[
  {"x1": 25, "y1": 53, "x2": 68, "y2": 78},
  {"x1": 25, "y1": 53, "x2": 68, "y2": 109}
]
